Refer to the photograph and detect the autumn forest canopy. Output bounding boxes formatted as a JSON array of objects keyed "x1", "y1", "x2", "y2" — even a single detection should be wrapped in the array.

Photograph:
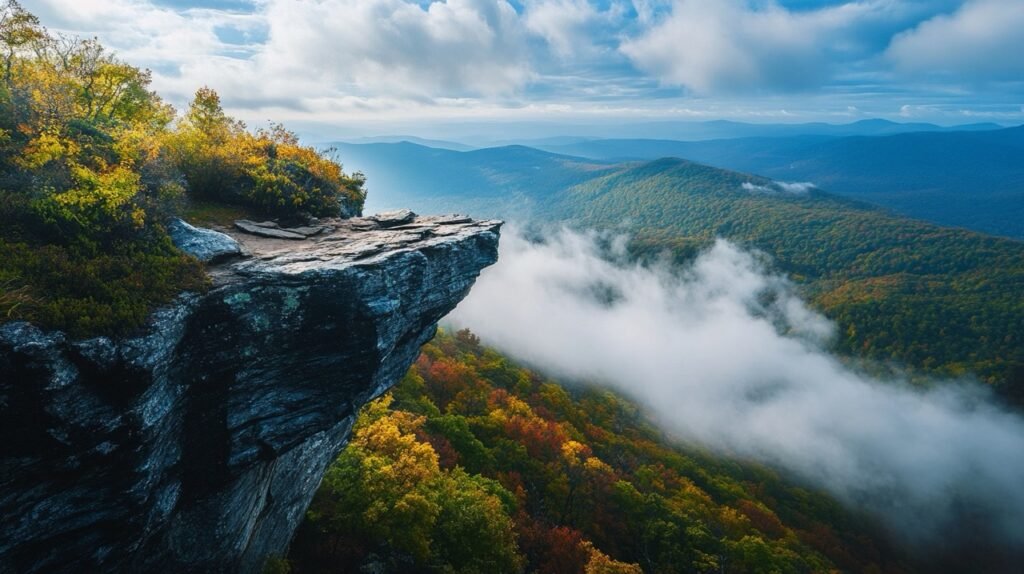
[
  {"x1": 285, "y1": 330, "x2": 909, "y2": 574},
  {"x1": 0, "y1": 0, "x2": 365, "y2": 336}
]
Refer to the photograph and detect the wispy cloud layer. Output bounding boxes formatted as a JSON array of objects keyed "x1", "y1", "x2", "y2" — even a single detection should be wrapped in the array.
[{"x1": 19, "y1": 0, "x2": 1024, "y2": 126}]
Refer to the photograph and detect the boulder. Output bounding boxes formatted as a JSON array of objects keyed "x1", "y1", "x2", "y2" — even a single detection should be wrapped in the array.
[
  {"x1": 168, "y1": 218, "x2": 242, "y2": 262},
  {"x1": 370, "y1": 209, "x2": 416, "y2": 228}
]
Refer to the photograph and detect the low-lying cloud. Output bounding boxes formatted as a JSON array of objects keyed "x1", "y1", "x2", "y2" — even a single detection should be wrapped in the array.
[
  {"x1": 449, "y1": 226, "x2": 1024, "y2": 547},
  {"x1": 741, "y1": 181, "x2": 816, "y2": 194}
]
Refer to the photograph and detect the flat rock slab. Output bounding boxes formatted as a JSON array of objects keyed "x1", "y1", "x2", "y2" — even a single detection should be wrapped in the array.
[
  {"x1": 436, "y1": 215, "x2": 473, "y2": 225},
  {"x1": 222, "y1": 214, "x2": 503, "y2": 277},
  {"x1": 235, "y1": 220, "x2": 307, "y2": 240},
  {"x1": 287, "y1": 226, "x2": 326, "y2": 237},
  {"x1": 370, "y1": 209, "x2": 416, "y2": 228}
]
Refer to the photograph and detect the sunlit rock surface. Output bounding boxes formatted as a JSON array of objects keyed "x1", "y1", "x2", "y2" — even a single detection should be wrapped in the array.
[{"x1": 0, "y1": 214, "x2": 501, "y2": 573}]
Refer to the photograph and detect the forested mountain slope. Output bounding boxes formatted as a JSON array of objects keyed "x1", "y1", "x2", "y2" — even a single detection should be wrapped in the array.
[
  {"x1": 288, "y1": 329, "x2": 910, "y2": 574},
  {"x1": 549, "y1": 158, "x2": 1024, "y2": 391},
  {"x1": 538, "y1": 127, "x2": 1024, "y2": 239}
]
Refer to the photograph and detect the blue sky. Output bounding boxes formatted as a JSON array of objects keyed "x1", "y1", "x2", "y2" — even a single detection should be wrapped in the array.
[{"x1": 20, "y1": 0, "x2": 1024, "y2": 136}]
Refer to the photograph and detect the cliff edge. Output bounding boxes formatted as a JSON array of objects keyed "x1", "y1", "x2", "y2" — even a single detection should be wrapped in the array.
[{"x1": 0, "y1": 212, "x2": 501, "y2": 573}]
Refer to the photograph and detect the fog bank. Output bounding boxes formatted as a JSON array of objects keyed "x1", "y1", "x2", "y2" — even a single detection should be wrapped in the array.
[{"x1": 449, "y1": 226, "x2": 1024, "y2": 546}]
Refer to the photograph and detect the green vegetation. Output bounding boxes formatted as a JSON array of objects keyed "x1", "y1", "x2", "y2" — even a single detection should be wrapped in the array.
[
  {"x1": 0, "y1": 1, "x2": 364, "y2": 336},
  {"x1": 288, "y1": 329, "x2": 907, "y2": 574},
  {"x1": 551, "y1": 158, "x2": 1024, "y2": 391},
  {"x1": 167, "y1": 88, "x2": 365, "y2": 220}
]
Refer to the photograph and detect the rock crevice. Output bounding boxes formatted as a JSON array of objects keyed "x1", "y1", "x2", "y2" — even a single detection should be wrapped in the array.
[{"x1": 0, "y1": 214, "x2": 501, "y2": 573}]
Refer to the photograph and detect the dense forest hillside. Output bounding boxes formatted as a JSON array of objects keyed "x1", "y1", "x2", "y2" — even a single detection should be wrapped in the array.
[
  {"x1": 287, "y1": 329, "x2": 907, "y2": 574},
  {"x1": 537, "y1": 127, "x2": 1024, "y2": 239},
  {"x1": 550, "y1": 158, "x2": 1024, "y2": 390}
]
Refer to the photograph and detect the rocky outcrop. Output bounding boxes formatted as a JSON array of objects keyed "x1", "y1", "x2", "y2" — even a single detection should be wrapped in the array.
[
  {"x1": 0, "y1": 214, "x2": 501, "y2": 573},
  {"x1": 168, "y1": 218, "x2": 243, "y2": 262},
  {"x1": 233, "y1": 220, "x2": 327, "y2": 240}
]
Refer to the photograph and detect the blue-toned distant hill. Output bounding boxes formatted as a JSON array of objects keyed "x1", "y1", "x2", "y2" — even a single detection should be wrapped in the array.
[
  {"x1": 334, "y1": 118, "x2": 1002, "y2": 148},
  {"x1": 491, "y1": 118, "x2": 1004, "y2": 144},
  {"x1": 332, "y1": 135, "x2": 476, "y2": 151},
  {"x1": 536, "y1": 126, "x2": 1024, "y2": 239}
]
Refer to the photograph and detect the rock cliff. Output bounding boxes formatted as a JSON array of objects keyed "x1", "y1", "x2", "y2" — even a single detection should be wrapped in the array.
[{"x1": 0, "y1": 213, "x2": 501, "y2": 573}]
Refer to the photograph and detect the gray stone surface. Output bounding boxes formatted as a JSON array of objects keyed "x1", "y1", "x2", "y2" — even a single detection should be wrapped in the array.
[
  {"x1": 233, "y1": 220, "x2": 329, "y2": 240},
  {"x1": 370, "y1": 209, "x2": 416, "y2": 228},
  {"x1": 168, "y1": 218, "x2": 242, "y2": 262},
  {"x1": 234, "y1": 220, "x2": 307, "y2": 240},
  {"x1": 0, "y1": 214, "x2": 502, "y2": 574}
]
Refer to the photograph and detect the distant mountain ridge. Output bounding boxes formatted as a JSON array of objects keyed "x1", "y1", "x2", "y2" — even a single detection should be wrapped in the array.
[
  {"x1": 493, "y1": 118, "x2": 1006, "y2": 145},
  {"x1": 330, "y1": 135, "x2": 476, "y2": 151},
  {"x1": 331, "y1": 141, "x2": 617, "y2": 216},
  {"x1": 536, "y1": 125, "x2": 1024, "y2": 239},
  {"x1": 332, "y1": 118, "x2": 1005, "y2": 148}
]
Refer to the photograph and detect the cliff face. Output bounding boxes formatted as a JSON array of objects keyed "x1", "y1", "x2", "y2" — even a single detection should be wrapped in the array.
[{"x1": 0, "y1": 213, "x2": 501, "y2": 573}]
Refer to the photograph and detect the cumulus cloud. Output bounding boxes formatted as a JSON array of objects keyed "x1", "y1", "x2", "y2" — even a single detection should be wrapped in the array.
[
  {"x1": 620, "y1": 0, "x2": 825, "y2": 93},
  {"x1": 19, "y1": 0, "x2": 1024, "y2": 126},
  {"x1": 619, "y1": 0, "x2": 910, "y2": 94},
  {"x1": 24, "y1": 0, "x2": 270, "y2": 106},
  {"x1": 449, "y1": 227, "x2": 1024, "y2": 546},
  {"x1": 629, "y1": 0, "x2": 673, "y2": 25},
  {"x1": 886, "y1": 0, "x2": 1024, "y2": 81},
  {"x1": 524, "y1": 0, "x2": 601, "y2": 58},
  {"x1": 23, "y1": 0, "x2": 534, "y2": 112},
  {"x1": 523, "y1": 0, "x2": 629, "y2": 59},
  {"x1": 257, "y1": 0, "x2": 532, "y2": 98},
  {"x1": 25, "y1": 0, "x2": 232, "y2": 67}
]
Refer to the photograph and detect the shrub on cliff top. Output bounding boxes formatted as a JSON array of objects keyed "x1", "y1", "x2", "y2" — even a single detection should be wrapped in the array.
[
  {"x1": 0, "y1": 0, "x2": 364, "y2": 336},
  {"x1": 168, "y1": 89, "x2": 366, "y2": 220}
]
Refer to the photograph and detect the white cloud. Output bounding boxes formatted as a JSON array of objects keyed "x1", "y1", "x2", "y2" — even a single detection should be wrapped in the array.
[
  {"x1": 24, "y1": 0, "x2": 534, "y2": 113},
  {"x1": 17, "y1": 0, "x2": 1024, "y2": 128},
  {"x1": 743, "y1": 180, "x2": 817, "y2": 194},
  {"x1": 23, "y1": 0, "x2": 266, "y2": 106},
  {"x1": 257, "y1": 0, "x2": 532, "y2": 99},
  {"x1": 523, "y1": 0, "x2": 628, "y2": 59},
  {"x1": 886, "y1": 0, "x2": 1024, "y2": 81},
  {"x1": 619, "y1": 0, "x2": 901, "y2": 94},
  {"x1": 25, "y1": 0, "x2": 226, "y2": 64},
  {"x1": 629, "y1": 0, "x2": 672, "y2": 25},
  {"x1": 450, "y1": 227, "x2": 1024, "y2": 546},
  {"x1": 524, "y1": 0, "x2": 599, "y2": 57}
]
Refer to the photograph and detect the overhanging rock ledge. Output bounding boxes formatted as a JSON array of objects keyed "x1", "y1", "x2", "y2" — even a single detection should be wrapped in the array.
[{"x1": 0, "y1": 213, "x2": 501, "y2": 573}]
